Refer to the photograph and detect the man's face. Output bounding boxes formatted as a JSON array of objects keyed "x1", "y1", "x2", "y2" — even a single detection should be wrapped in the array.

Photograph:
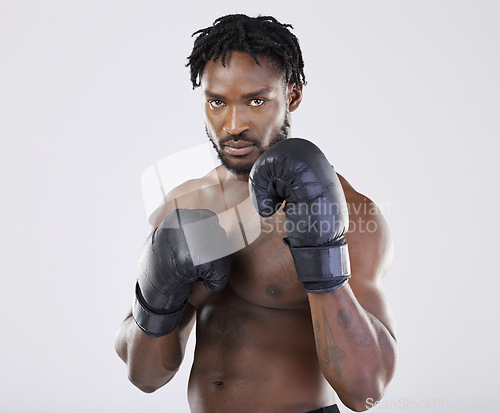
[{"x1": 200, "y1": 51, "x2": 302, "y2": 176}]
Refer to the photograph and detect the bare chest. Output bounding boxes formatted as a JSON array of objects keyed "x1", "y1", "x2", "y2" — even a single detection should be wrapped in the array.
[
  {"x1": 175, "y1": 181, "x2": 308, "y2": 309},
  {"x1": 225, "y1": 206, "x2": 308, "y2": 309}
]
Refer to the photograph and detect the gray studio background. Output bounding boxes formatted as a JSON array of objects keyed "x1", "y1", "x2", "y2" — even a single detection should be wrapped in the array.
[{"x1": 1, "y1": 1, "x2": 499, "y2": 412}]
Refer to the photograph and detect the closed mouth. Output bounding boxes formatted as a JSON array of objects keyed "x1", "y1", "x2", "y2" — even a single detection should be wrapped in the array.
[{"x1": 222, "y1": 140, "x2": 256, "y2": 156}]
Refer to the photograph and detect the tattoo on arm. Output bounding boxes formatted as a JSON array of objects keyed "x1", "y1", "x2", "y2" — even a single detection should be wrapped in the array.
[
  {"x1": 317, "y1": 307, "x2": 346, "y2": 377},
  {"x1": 338, "y1": 307, "x2": 376, "y2": 347}
]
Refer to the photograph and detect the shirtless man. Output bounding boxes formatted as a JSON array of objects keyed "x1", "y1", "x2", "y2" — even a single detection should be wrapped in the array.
[{"x1": 115, "y1": 14, "x2": 397, "y2": 413}]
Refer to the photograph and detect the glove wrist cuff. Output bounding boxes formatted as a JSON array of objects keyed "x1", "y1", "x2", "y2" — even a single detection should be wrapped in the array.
[
  {"x1": 132, "y1": 282, "x2": 186, "y2": 338},
  {"x1": 284, "y1": 239, "x2": 351, "y2": 294}
]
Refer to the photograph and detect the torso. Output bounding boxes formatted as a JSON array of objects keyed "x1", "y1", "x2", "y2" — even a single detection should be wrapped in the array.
[{"x1": 164, "y1": 167, "x2": 340, "y2": 412}]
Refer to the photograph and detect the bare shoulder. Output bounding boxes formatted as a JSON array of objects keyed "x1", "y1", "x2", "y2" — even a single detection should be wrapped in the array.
[
  {"x1": 149, "y1": 168, "x2": 221, "y2": 230},
  {"x1": 338, "y1": 173, "x2": 393, "y2": 283}
]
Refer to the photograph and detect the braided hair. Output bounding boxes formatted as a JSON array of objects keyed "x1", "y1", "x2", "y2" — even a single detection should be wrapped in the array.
[{"x1": 186, "y1": 14, "x2": 306, "y2": 89}]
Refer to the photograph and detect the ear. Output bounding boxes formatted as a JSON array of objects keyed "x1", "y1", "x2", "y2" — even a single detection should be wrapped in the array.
[{"x1": 287, "y1": 82, "x2": 303, "y2": 112}]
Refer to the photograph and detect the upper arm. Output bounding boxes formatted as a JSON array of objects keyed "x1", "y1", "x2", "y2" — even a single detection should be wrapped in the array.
[
  {"x1": 344, "y1": 190, "x2": 396, "y2": 338},
  {"x1": 177, "y1": 302, "x2": 197, "y2": 356}
]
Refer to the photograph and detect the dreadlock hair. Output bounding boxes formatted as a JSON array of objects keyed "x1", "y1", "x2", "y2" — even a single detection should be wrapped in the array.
[{"x1": 186, "y1": 14, "x2": 306, "y2": 89}]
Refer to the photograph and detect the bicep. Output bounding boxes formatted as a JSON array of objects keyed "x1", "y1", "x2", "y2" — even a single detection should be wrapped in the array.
[
  {"x1": 346, "y1": 199, "x2": 396, "y2": 337},
  {"x1": 178, "y1": 303, "x2": 196, "y2": 355}
]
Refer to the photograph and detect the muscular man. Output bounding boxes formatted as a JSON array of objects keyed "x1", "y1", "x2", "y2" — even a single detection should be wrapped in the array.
[{"x1": 115, "y1": 14, "x2": 397, "y2": 413}]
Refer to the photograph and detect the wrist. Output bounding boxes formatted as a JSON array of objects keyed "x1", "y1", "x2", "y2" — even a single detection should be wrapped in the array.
[
  {"x1": 284, "y1": 239, "x2": 351, "y2": 294},
  {"x1": 302, "y1": 277, "x2": 350, "y2": 294},
  {"x1": 132, "y1": 282, "x2": 187, "y2": 337}
]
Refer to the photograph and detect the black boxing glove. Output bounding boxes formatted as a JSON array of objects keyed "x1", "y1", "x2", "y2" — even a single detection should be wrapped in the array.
[
  {"x1": 133, "y1": 209, "x2": 231, "y2": 337},
  {"x1": 249, "y1": 138, "x2": 350, "y2": 294}
]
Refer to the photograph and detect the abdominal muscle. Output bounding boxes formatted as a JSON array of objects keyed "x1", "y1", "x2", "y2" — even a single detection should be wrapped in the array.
[
  {"x1": 172, "y1": 173, "x2": 335, "y2": 411},
  {"x1": 186, "y1": 283, "x2": 335, "y2": 413}
]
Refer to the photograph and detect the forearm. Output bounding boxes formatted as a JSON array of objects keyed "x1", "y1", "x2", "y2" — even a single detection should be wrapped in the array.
[
  {"x1": 114, "y1": 314, "x2": 184, "y2": 393},
  {"x1": 309, "y1": 285, "x2": 397, "y2": 411}
]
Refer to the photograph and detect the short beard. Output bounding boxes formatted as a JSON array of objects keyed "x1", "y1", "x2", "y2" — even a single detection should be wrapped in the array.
[{"x1": 206, "y1": 117, "x2": 291, "y2": 176}]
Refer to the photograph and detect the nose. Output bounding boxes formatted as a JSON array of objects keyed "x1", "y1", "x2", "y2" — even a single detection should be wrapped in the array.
[{"x1": 223, "y1": 106, "x2": 250, "y2": 136}]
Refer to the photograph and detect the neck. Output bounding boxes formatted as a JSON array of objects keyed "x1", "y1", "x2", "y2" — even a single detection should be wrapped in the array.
[{"x1": 216, "y1": 165, "x2": 250, "y2": 183}]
